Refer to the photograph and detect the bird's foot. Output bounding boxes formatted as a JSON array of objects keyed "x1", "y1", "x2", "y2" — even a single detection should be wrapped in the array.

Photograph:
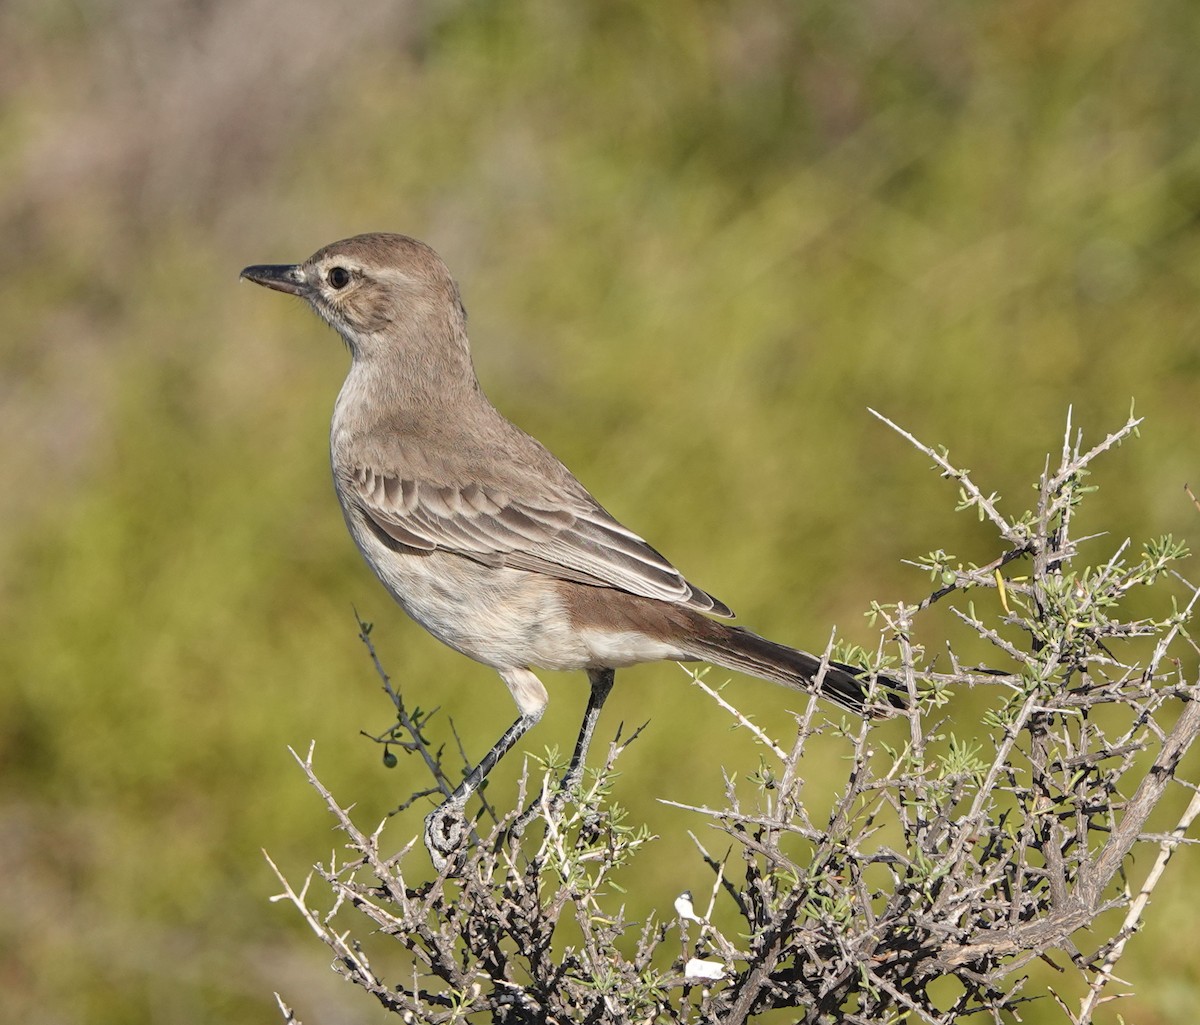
[
  {"x1": 511, "y1": 767, "x2": 586, "y2": 838},
  {"x1": 424, "y1": 800, "x2": 470, "y2": 873},
  {"x1": 510, "y1": 790, "x2": 560, "y2": 839}
]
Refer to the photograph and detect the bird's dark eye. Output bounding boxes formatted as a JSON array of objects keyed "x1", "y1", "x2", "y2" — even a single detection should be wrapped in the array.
[{"x1": 327, "y1": 266, "x2": 351, "y2": 289}]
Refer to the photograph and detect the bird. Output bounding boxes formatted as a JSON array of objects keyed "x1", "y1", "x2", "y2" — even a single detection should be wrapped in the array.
[{"x1": 240, "y1": 232, "x2": 902, "y2": 865}]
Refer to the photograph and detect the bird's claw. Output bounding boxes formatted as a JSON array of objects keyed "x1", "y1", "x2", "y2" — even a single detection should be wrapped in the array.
[
  {"x1": 511, "y1": 770, "x2": 586, "y2": 838},
  {"x1": 424, "y1": 801, "x2": 469, "y2": 872}
]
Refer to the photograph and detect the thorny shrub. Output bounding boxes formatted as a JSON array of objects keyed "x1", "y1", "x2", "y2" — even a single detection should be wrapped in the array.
[{"x1": 269, "y1": 411, "x2": 1200, "y2": 1024}]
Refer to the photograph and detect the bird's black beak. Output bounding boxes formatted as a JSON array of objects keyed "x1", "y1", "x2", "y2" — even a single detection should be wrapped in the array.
[{"x1": 239, "y1": 263, "x2": 307, "y2": 296}]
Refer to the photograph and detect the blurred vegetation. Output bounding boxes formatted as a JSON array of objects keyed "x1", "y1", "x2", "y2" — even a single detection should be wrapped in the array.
[{"x1": 1, "y1": 1, "x2": 1198, "y2": 1022}]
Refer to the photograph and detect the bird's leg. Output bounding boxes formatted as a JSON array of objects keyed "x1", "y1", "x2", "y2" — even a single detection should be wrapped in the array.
[
  {"x1": 424, "y1": 667, "x2": 548, "y2": 869},
  {"x1": 563, "y1": 667, "x2": 615, "y2": 792},
  {"x1": 424, "y1": 709, "x2": 542, "y2": 869},
  {"x1": 514, "y1": 667, "x2": 615, "y2": 833}
]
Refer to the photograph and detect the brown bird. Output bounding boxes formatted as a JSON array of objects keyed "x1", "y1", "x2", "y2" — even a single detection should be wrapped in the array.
[{"x1": 241, "y1": 233, "x2": 901, "y2": 864}]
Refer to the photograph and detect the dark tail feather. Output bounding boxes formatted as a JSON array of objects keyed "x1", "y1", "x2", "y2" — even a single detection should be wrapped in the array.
[{"x1": 683, "y1": 620, "x2": 906, "y2": 717}]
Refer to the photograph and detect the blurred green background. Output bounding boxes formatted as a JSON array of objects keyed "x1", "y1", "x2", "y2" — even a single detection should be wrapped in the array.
[{"x1": 2, "y1": 1, "x2": 1199, "y2": 1022}]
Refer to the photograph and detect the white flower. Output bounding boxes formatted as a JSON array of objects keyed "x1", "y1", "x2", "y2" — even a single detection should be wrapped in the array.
[
  {"x1": 684, "y1": 958, "x2": 725, "y2": 982},
  {"x1": 674, "y1": 890, "x2": 703, "y2": 922}
]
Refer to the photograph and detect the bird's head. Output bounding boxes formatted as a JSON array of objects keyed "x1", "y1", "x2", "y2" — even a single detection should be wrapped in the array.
[{"x1": 240, "y1": 233, "x2": 469, "y2": 368}]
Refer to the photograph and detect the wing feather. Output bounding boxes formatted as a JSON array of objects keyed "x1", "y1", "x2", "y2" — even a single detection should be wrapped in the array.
[{"x1": 349, "y1": 467, "x2": 732, "y2": 616}]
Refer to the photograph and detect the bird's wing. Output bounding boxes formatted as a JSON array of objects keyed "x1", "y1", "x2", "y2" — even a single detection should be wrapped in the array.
[{"x1": 346, "y1": 466, "x2": 733, "y2": 617}]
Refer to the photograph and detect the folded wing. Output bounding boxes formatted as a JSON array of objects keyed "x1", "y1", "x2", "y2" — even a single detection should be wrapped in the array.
[{"x1": 348, "y1": 467, "x2": 733, "y2": 618}]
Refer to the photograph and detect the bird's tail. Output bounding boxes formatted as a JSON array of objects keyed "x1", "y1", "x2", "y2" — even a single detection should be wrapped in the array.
[{"x1": 681, "y1": 618, "x2": 906, "y2": 717}]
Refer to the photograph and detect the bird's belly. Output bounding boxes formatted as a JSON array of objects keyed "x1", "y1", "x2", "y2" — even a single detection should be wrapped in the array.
[{"x1": 351, "y1": 529, "x2": 590, "y2": 670}]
